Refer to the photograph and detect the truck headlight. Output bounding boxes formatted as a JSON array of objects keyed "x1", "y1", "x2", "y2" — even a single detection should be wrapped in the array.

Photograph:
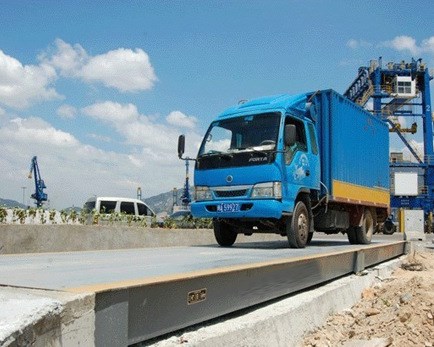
[
  {"x1": 251, "y1": 182, "x2": 282, "y2": 199},
  {"x1": 195, "y1": 186, "x2": 212, "y2": 201}
]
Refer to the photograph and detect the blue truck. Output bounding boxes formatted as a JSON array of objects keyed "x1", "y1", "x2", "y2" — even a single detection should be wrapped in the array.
[{"x1": 178, "y1": 89, "x2": 390, "y2": 248}]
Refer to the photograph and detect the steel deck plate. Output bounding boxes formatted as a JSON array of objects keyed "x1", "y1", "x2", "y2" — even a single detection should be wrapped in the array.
[{"x1": 0, "y1": 239, "x2": 399, "y2": 290}]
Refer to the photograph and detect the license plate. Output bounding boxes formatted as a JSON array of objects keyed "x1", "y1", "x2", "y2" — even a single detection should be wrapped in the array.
[{"x1": 217, "y1": 203, "x2": 240, "y2": 213}]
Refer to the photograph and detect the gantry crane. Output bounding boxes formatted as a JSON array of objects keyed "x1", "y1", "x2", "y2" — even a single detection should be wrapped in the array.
[
  {"x1": 28, "y1": 156, "x2": 48, "y2": 207},
  {"x1": 345, "y1": 57, "x2": 433, "y2": 232}
]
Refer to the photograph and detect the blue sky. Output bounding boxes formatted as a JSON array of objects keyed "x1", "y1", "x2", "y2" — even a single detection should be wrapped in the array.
[{"x1": 1, "y1": 1, "x2": 433, "y2": 209}]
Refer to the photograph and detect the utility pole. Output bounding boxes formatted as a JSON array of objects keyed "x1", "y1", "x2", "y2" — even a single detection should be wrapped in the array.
[{"x1": 137, "y1": 187, "x2": 142, "y2": 200}]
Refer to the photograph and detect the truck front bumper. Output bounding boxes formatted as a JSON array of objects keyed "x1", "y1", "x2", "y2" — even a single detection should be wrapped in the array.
[{"x1": 191, "y1": 199, "x2": 289, "y2": 220}]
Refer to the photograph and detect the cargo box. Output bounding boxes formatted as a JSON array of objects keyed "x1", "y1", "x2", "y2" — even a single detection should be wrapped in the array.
[{"x1": 312, "y1": 90, "x2": 389, "y2": 208}]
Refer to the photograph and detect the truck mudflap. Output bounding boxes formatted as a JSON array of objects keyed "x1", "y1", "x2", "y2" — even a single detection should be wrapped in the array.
[{"x1": 191, "y1": 199, "x2": 290, "y2": 219}]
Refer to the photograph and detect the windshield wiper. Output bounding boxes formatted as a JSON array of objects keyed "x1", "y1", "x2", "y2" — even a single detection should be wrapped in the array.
[
  {"x1": 237, "y1": 146, "x2": 270, "y2": 155},
  {"x1": 199, "y1": 151, "x2": 233, "y2": 160}
]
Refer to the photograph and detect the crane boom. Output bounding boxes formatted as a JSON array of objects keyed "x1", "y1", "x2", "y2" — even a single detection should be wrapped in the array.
[{"x1": 28, "y1": 156, "x2": 48, "y2": 207}]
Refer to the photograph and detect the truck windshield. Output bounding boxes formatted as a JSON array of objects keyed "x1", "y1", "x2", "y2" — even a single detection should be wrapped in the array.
[
  {"x1": 196, "y1": 112, "x2": 281, "y2": 169},
  {"x1": 199, "y1": 113, "x2": 280, "y2": 156}
]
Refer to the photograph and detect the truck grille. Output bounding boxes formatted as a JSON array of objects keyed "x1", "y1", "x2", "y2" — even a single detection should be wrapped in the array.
[{"x1": 214, "y1": 189, "x2": 247, "y2": 198}]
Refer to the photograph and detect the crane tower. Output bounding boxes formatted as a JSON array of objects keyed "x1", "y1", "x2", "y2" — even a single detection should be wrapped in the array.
[
  {"x1": 28, "y1": 156, "x2": 48, "y2": 207},
  {"x1": 345, "y1": 58, "x2": 433, "y2": 232}
]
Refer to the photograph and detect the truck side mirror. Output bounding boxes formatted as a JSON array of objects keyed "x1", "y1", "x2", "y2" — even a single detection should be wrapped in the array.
[
  {"x1": 284, "y1": 124, "x2": 296, "y2": 146},
  {"x1": 178, "y1": 135, "x2": 185, "y2": 159}
]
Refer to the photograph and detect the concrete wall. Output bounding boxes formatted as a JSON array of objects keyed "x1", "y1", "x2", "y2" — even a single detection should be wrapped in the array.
[{"x1": 0, "y1": 225, "x2": 281, "y2": 254}]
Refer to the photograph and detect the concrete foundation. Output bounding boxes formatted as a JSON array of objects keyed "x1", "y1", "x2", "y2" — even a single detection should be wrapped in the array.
[{"x1": 0, "y1": 287, "x2": 94, "y2": 347}]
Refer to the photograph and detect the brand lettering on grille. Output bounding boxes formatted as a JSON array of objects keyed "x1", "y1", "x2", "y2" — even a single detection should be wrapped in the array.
[{"x1": 249, "y1": 157, "x2": 267, "y2": 162}]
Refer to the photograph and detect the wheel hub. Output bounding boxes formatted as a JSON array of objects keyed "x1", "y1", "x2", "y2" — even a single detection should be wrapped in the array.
[{"x1": 298, "y1": 214, "x2": 308, "y2": 240}]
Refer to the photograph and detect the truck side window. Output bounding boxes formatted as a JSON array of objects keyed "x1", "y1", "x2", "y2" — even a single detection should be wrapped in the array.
[
  {"x1": 285, "y1": 117, "x2": 307, "y2": 164},
  {"x1": 120, "y1": 202, "x2": 135, "y2": 215},
  {"x1": 308, "y1": 123, "x2": 318, "y2": 155},
  {"x1": 100, "y1": 200, "x2": 116, "y2": 213},
  {"x1": 138, "y1": 202, "x2": 154, "y2": 216},
  {"x1": 137, "y1": 203, "x2": 147, "y2": 216}
]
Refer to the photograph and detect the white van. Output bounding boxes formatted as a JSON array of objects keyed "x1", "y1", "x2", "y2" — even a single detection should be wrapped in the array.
[{"x1": 83, "y1": 197, "x2": 156, "y2": 218}]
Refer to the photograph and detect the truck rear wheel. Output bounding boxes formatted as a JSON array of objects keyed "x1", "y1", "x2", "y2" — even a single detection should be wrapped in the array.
[
  {"x1": 213, "y1": 220, "x2": 237, "y2": 247},
  {"x1": 347, "y1": 227, "x2": 358, "y2": 244},
  {"x1": 287, "y1": 201, "x2": 309, "y2": 248},
  {"x1": 383, "y1": 220, "x2": 396, "y2": 235},
  {"x1": 357, "y1": 209, "x2": 374, "y2": 244}
]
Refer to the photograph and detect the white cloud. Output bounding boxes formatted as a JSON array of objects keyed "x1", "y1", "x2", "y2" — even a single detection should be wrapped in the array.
[
  {"x1": 3, "y1": 117, "x2": 79, "y2": 147},
  {"x1": 40, "y1": 39, "x2": 88, "y2": 77},
  {"x1": 0, "y1": 50, "x2": 61, "y2": 109},
  {"x1": 383, "y1": 36, "x2": 419, "y2": 55},
  {"x1": 0, "y1": 112, "x2": 192, "y2": 209},
  {"x1": 347, "y1": 36, "x2": 434, "y2": 60},
  {"x1": 41, "y1": 39, "x2": 157, "y2": 92},
  {"x1": 82, "y1": 101, "x2": 201, "y2": 155},
  {"x1": 166, "y1": 111, "x2": 197, "y2": 129},
  {"x1": 380, "y1": 35, "x2": 434, "y2": 56},
  {"x1": 0, "y1": 39, "x2": 158, "y2": 110},
  {"x1": 57, "y1": 104, "x2": 77, "y2": 119},
  {"x1": 421, "y1": 37, "x2": 434, "y2": 54},
  {"x1": 82, "y1": 101, "x2": 139, "y2": 123},
  {"x1": 87, "y1": 133, "x2": 111, "y2": 143},
  {"x1": 347, "y1": 39, "x2": 372, "y2": 49},
  {"x1": 80, "y1": 48, "x2": 157, "y2": 92},
  {"x1": 82, "y1": 101, "x2": 201, "y2": 162}
]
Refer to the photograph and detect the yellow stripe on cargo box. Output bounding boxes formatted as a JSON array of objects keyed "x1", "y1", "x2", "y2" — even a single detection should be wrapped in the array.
[{"x1": 332, "y1": 180, "x2": 390, "y2": 206}]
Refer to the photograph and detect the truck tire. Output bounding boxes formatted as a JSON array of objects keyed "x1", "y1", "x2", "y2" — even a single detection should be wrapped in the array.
[
  {"x1": 307, "y1": 231, "x2": 314, "y2": 244},
  {"x1": 213, "y1": 220, "x2": 237, "y2": 247},
  {"x1": 383, "y1": 220, "x2": 396, "y2": 235},
  {"x1": 287, "y1": 201, "x2": 309, "y2": 248},
  {"x1": 347, "y1": 227, "x2": 358, "y2": 244},
  {"x1": 356, "y1": 209, "x2": 374, "y2": 244}
]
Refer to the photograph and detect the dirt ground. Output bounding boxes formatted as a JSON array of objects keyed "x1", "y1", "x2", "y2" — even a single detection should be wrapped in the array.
[{"x1": 302, "y1": 240, "x2": 434, "y2": 347}]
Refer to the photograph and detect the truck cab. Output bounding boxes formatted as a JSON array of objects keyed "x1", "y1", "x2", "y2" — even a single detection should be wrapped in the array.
[{"x1": 180, "y1": 94, "x2": 320, "y2": 248}]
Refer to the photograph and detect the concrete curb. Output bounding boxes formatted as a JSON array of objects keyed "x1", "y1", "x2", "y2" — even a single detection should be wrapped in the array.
[
  {"x1": 0, "y1": 287, "x2": 94, "y2": 347},
  {"x1": 0, "y1": 225, "x2": 279, "y2": 254},
  {"x1": 147, "y1": 257, "x2": 403, "y2": 347}
]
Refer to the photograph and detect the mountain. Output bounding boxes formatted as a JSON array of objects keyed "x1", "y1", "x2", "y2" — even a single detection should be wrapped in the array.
[
  {"x1": 144, "y1": 190, "x2": 177, "y2": 214},
  {"x1": 0, "y1": 198, "x2": 26, "y2": 209},
  {"x1": 144, "y1": 187, "x2": 192, "y2": 214},
  {"x1": 0, "y1": 187, "x2": 190, "y2": 214}
]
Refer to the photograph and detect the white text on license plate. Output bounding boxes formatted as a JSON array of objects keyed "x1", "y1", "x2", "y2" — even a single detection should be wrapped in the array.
[{"x1": 217, "y1": 203, "x2": 240, "y2": 212}]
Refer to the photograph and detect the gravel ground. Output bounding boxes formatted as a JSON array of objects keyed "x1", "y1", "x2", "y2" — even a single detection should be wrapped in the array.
[{"x1": 302, "y1": 235, "x2": 434, "y2": 347}]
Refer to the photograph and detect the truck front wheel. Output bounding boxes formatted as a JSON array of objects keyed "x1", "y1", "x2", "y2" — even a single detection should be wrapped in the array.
[
  {"x1": 213, "y1": 220, "x2": 237, "y2": 247},
  {"x1": 287, "y1": 201, "x2": 310, "y2": 248}
]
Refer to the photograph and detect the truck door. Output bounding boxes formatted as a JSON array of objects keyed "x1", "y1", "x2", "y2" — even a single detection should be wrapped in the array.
[{"x1": 284, "y1": 116, "x2": 320, "y2": 193}]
